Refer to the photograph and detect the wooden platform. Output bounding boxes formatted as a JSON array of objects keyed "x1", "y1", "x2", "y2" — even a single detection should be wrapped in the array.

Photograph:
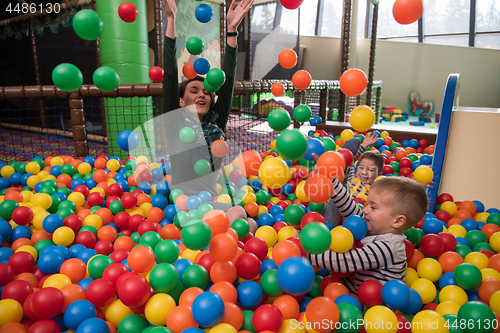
[{"x1": 317, "y1": 121, "x2": 438, "y2": 145}]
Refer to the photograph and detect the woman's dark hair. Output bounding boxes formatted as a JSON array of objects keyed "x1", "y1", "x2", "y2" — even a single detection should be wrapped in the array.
[{"x1": 179, "y1": 76, "x2": 216, "y2": 111}]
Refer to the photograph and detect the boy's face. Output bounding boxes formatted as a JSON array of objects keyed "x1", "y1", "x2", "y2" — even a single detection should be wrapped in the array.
[
  {"x1": 356, "y1": 158, "x2": 379, "y2": 184},
  {"x1": 362, "y1": 189, "x2": 404, "y2": 235}
]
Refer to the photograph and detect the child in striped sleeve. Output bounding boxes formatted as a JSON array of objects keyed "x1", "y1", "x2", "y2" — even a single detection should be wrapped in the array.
[{"x1": 308, "y1": 177, "x2": 428, "y2": 294}]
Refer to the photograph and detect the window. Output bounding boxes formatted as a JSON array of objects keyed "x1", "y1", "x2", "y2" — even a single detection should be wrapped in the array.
[
  {"x1": 251, "y1": 3, "x2": 277, "y2": 34},
  {"x1": 299, "y1": 0, "x2": 319, "y2": 36},
  {"x1": 320, "y1": 0, "x2": 343, "y2": 37},
  {"x1": 423, "y1": 0, "x2": 470, "y2": 36},
  {"x1": 377, "y1": 0, "x2": 418, "y2": 39},
  {"x1": 476, "y1": 0, "x2": 500, "y2": 32}
]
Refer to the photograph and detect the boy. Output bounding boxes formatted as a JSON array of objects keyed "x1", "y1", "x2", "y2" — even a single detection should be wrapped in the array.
[{"x1": 308, "y1": 177, "x2": 428, "y2": 294}]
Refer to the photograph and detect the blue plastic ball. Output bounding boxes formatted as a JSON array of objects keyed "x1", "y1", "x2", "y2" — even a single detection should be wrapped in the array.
[
  {"x1": 472, "y1": 200, "x2": 484, "y2": 213},
  {"x1": 8, "y1": 173, "x2": 22, "y2": 186},
  {"x1": 75, "y1": 317, "x2": 109, "y2": 333},
  {"x1": 10, "y1": 225, "x2": 31, "y2": 243},
  {"x1": 71, "y1": 178, "x2": 85, "y2": 190},
  {"x1": 192, "y1": 292, "x2": 225, "y2": 327},
  {"x1": 250, "y1": 179, "x2": 262, "y2": 192},
  {"x1": 53, "y1": 245, "x2": 71, "y2": 260},
  {"x1": 400, "y1": 289, "x2": 422, "y2": 315},
  {"x1": 173, "y1": 259, "x2": 193, "y2": 280},
  {"x1": 0, "y1": 247, "x2": 14, "y2": 262},
  {"x1": 310, "y1": 118, "x2": 317, "y2": 126},
  {"x1": 486, "y1": 208, "x2": 500, "y2": 214},
  {"x1": 456, "y1": 237, "x2": 470, "y2": 247},
  {"x1": 0, "y1": 219, "x2": 12, "y2": 239},
  {"x1": 260, "y1": 259, "x2": 278, "y2": 276},
  {"x1": 151, "y1": 168, "x2": 164, "y2": 182},
  {"x1": 281, "y1": 183, "x2": 294, "y2": 196},
  {"x1": 162, "y1": 163, "x2": 171, "y2": 175},
  {"x1": 195, "y1": 4, "x2": 213, "y2": 23},
  {"x1": 38, "y1": 250, "x2": 65, "y2": 274},
  {"x1": 198, "y1": 191, "x2": 212, "y2": 203},
  {"x1": 186, "y1": 196, "x2": 203, "y2": 211},
  {"x1": 237, "y1": 280, "x2": 264, "y2": 309},
  {"x1": 156, "y1": 180, "x2": 170, "y2": 196},
  {"x1": 237, "y1": 178, "x2": 250, "y2": 189},
  {"x1": 164, "y1": 204, "x2": 181, "y2": 222},
  {"x1": 43, "y1": 214, "x2": 64, "y2": 233},
  {"x1": 304, "y1": 138, "x2": 325, "y2": 161},
  {"x1": 409, "y1": 139, "x2": 419, "y2": 149},
  {"x1": 460, "y1": 218, "x2": 479, "y2": 232},
  {"x1": 77, "y1": 277, "x2": 95, "y2": 292},
  {"x1": 193, "y1": 58, "x2": 210, "y2": 75},
  {"x1": 299, "y1": 296, "x2": 313, "y2": 312},
  {"x1": 374, "y1": 138, "x2": 385, "y2": 148},
  {"x1": 342, "y1": 215, "x2": 367, "y2": 241},
  {"x1": 77, "y1": 248, "x2": 99, "y2": 264},
  {"x1": 439, "y1": 271, "x2": 457, "y2": 289},
  {"x1": 69, "y1": 244, "x2": 87, "y2": 258},
  {"x1": 381, "y1": 280, "x2": 411, "y2": 310},
  {"x1": 86, "y1": 178, "x2": 98, "y2": 189},
  {"x1": 83, "y1": 157, "x2": 95, "y2": 167},
  {"x1": 420, "y1": 154, "x2": 433, "y2": 165},
  {"x1": 465, "y1": 288, "x2": 480, "y2": 301},
  {"x1": 117, "y1": 130, "x2": 139, "y2": 152},
  {"x1": 334, "y1": 294, "x2": 362, "y2": 312},
  {"x1": 422, "y1": 218, "x2": 443, "y2": 234},
  {"x1": 275, "y1": 214, "x2": 286, "y2": 222},
  {"x1": 277, "y1": 257, "x2": 315, "y2": 295},
  {"x1": 258, "y1": 213, "x2": 275, "y2": 227},
  {"x1": 401, "y1": 139, "x2": 410, "y2": 148},
  {"x1": 64, "y1": 299, "x2": 97, "y2": 330},
  {"x1": 411, "y1": 160, "x2": 423, "y2": 171},
  {"x1": 50, "y1": 165, "x2": 62, "y2": 177},
  {"x1": 269, "y1": 205, "x2": 284, "y2": 216},
  {"x1": 152, "y1": 194, "x2": 168, "y2": 210}
]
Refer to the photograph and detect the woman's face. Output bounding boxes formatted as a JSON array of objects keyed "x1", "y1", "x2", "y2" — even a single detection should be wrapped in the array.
[{"x1": 180, "y1": 80, "x2": 211, "y2": 119}]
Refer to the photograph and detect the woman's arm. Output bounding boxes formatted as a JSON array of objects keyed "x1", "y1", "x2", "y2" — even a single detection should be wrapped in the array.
[{"x1": 161, "y1": 0, "x2": 180, "y2": 113}]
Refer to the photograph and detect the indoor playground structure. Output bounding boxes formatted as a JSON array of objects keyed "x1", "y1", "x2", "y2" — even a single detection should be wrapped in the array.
[{"x1": 1, "y1": 0, "x2": 500, "y2": 333}]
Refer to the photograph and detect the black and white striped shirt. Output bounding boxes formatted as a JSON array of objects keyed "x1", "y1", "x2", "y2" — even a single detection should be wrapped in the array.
[{"x1": 308, "y1": 178, "x2": 408, "y2": 294}]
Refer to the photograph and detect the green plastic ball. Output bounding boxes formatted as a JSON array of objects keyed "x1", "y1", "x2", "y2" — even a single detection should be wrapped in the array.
[
  {"x1": 255, "y1": 190, "x2": 269, "y2": 205},
  {"x1": 140, "y1": 231, "x2": 162, "y2": 249},
  {"x1": 337, "y1": 302, "x2": 363, "y2": 333},
  {"x1": 268, "y1": 109, "x2": 291, "y2": 131},
  {"x1": 56, "y1": 208, "x2": 74, "y2": 220},
  {"x1": 61, "y1": 164, "x2": 76, "y2": 176},
  {"x1": 287, "y1": 194, "x2": 298, "y2": 202},
  {"x1": 52, "y1": 63, "x2": 84, "y2": 91},
  {"x1": 59, "y1": 200, "x2": 76, "y2": 212},
  {"x1": 131, "y1": 231, "x2": 141, "y2": 243},
  {"x1": 284, "y1": 204, "x2": 306, "y2": 226},
  {"x1": 465, "y1": 230, "x2": 487, "y2": 249},
  {"x1": 194, "y1": 159, "x2": 211, "y2": 176},
  {"x1": 457, "y1": 301, "x2": 496, "y2": 333},
  {"x1": 260, "y1": 269, "x2": 283, "y2": 297},
  {"x1": 88, "y1": 255, "x2": 113, "y2": 279},
  {"x1": 169, "y1": 189, "x2": 184, "y2": 203},
  {"x1": 206, "y1": 68, "x2": 226, "y2": 87},
  {"x1": 109, "y1": 201, "x2": 125, "y2": 215},
  {"x1": 308, "y1": 275, "x2": 323, "y2": 298},
  {"x1": 93, "y1": 66, "x2": 120, "y2": 91},
  {"x1": 181, "y1": 220, "x2": 212, "y2": 250},
  {"x1": 389, "y1": 161, "x2": 400, "y2": 172},
  {"x1": 454, "y1": 245, "x2": 472, "y2": 259},
  {"x1": 300, "y1": 222, "x2": 332, "y2": 254},
  {"x1": 241, "y1": 310, "x2": 257, "y2": 333},
  {"x1": 197, "y1": 203, "x2": 213, "y2": 219},
  {"x1": 403, "y1": 227, "x2": 419, "y2": 245},
  {"x1": 149, "y1": 262, "x2": 179, "y2": 293},
  {"x1": 407, "y1": 153, "x2": 418, "y2": 162},
  {"x1": 39, "y1": 186, "x2": 56, "y2": 196},
  {"x1": 118, "y1": 314, "x2": 149, "y2": 333},
  {"x1": 173, "y1": 211, "x2": 190, "y2": 228},
  {"x1": 48, "y1": 195, "x2": 62, "y2": 213},
  {"x1": 293, "y1": 104, "x2": 312, "y2": 122},
  {"x1": 231, "y1": 218, "x2": 250, "y2": 238},
  {"x1": 308, "y1": 202, "x2": 325, "y2": 213},
  {"x1": 154, "y1": 239, "x2": 180, "y2": 264},
  {"x1": 79, "y1": 225, "x2": 97, "y2": 236},
  {"x1": 319, "y1": 136, "x2": 336, "y2": 152},
  {"x1": 486, "y1": 213, "x2": 500, "y2": 227},
  {"x1": 186, "y1": 36, "x2": 204, "y2": 55},
  {"x1": 472, "y1": 242, "x2": 493, "y2": 252},
  {"x1": 276, "y1": 129, "x2": 308, "y2": 161},
  {"x1": 182, "y1": 264, "x2": 209, "y2": 289},
  {"x1": 34, "y1": 239, "x2": 55, "y2": 253},
  {"x1": 179, "y1": 127, "x2": 196, "y2": 143},
  {"x1": 453, "y1": 263, "x2": 482, "y2": 290},
  {"x1": 0, "y1": 200, "x2": 19, "y2": 219},
  {"x1": 72, "y1": 9, "x2": 104, "y2": 40}
]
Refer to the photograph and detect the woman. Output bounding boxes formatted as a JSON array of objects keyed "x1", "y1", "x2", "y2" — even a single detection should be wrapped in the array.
[{"x1": 161, "y1": 0, "x2": 256, "y2": 230}]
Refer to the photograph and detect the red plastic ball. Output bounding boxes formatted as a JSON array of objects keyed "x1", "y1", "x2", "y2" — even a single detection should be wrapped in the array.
[
  {"x1": 138, "y1": 220, "x2": 159, "y2": 236},
  {"x1": 319, "y1": 275, "x2": 342, "y2": 294},
  {"x1": 358, "y1": 280, "x2": 383, "y2": 307},
  {"x1": 27, "y1": 319, "x2": 61, "y2": 333},
  {"x1": 149, "y1": 66, "x2": 164, "y2": 82},
  {"x1": 399, "y1": 167, "x2": 413, "y2": 177},
  {"x1": 114, "y1": 211, "x2": 131, "y2": 230},
  {"x1": 287, "y1": 236, "x2": 307, "y2": 257},
  {"x1": 117, "y1": 274, "x2": 151, "y2": 307},
  {"x1": 273, "y1": 222, "x2": 288, "y2": 233},
  {"x1": 419, "y1": 234, "x2": 444, "y2": 257},
  {"x1": 103, "y1": 263, "x2": 129, "y2": 285},
  {"x1": 106, "y1": 196, "x2": 120, "y2": 208},
  {"x1": 31, "y1": 287, "x2": 65, "y2": 319},
  {"x1": 109, "y1": 248, "x2": 130, "y2": 264},
  {"x1": 129, "y1": 214, "x2": 145, "y2": 231},
  {"x1": 198, "y1": 253, "x2": 216, "y2": 273},
  {"x1": 382, "y1": 165, "x2": 394, "y2": 175},
  {"x1": 121, "y1": 192, "x2": 138, "y2": 209},
  {"x1": 300, "y1": 212, "x2": 326, "y2": 229},
  {"x1": 11, "y1": 206, "x2": 33, "y2": 225},
  {"x1": 434, "y1": 210, "x2": 451, "y2": 223},
  {"x1": 438, "y1": 232, "x2": 457, "y2": 252},
  {"x1": 404, "y1": 239, "x2": 414, "y2": 259},
  {"x1": 8, "y1": 251, "x2": 35, "y2": 275},
  {"x1": 437, "y1": 193, "x2": 454, "y2": 205},
  {"x1": 253, "y1": 304, "x2": 284, "y2": 333},
  {"x1": 1, "y1": 279, "x2": 33, "y2": 304},
  {"x1": 108, "y1": 183, "x2": 124, "y2": 197},
  {"x1": 87, "y1": 192, "x2": 104, "y2": 207},
  {"x1": 337, "y1": 148, "x2": 354, "y2": 169},
  {"x1": 244, "y1": 237, "x2": 269, "y2": 261},
  {"x1": 418, "y1": 139, "x2": 428, "y2": 148},
  {"x1": 74, "y1": 185, "x2": 89, "y2": 198},
  {"x1": 75, "y1": 230, "x2": 97, "y2": 249},
  {"x1": 86, "y1": 278, "x2": 116, "y2": 308},
  {"x1": 279, "y1": 0, "x2": 304, "y2": 10},
  {"x1": 94, "y1": 240, "x2": 114, "y2": 255},
  {"x1": 399, "y1": 157, "x2": 412, "y2": 169},
  {"x1": 118, "y1": 1, "x2": 139, "y2": 23},
  {"x1": 235, "y1": 253, "x2": 261, "y2": 280}
]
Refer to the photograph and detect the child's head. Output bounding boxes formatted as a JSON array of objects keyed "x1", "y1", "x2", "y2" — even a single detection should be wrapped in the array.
[
  {"x1": 355, "y1": 151, "x2": 384, "y2": 184},
  {"x1": 362, "y1": 177, "x2": 428, "y2": 235}
]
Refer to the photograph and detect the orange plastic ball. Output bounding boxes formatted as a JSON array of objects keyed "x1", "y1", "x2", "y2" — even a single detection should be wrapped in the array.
[
  {"x1": 210, "y1": 261, "x2": 237, "y2": 283},
  {"x1": 483, "y1": 224, "x2": 500, "y2": 241},
  {"x1": 209, "y1": 233, "x2": 238, "y2": 262},
  {"x1": 438, "y1": 251, "x2": 464, "y2": 273},
  {"x1": 94, "y1": 157, "x2": 107, "y2": 169},
  {"x1": 278, "y1": 49, "x2": 297, "y2": 69},
  {"x1": 292, "y1": 70, "x2": 312, "y2": 90},
  {"x1": 459, "y1": 200, "x2": 477, "y2": 215},
  {"x1": 244, "y1": 202, "x2": 259, "y2": 218},
  {"x1": 113, "y1": 235, "x2": 135, "y2": 251},
  {"x1": 128, "y1": 246, "x2": 155, "y2": 273},
  {"x1": 489, "y1": 254, "x2": 500, "y2": 272},
  {"x1": 305, "y1": 297, "x2": 340, "y2": 333},
  {"x1": 175, "y1": 195, "x2": 188, "y2": 211},
  {"x1": 96, "y1": 208, "x2": 113, "y2": 224},
  {"x1": 271, "y1": 82, "x2": 285, "y2": 97},
  {"x1": 478, "y1": 279, "x2": 500, "y2": 303},
  {"x1": 98, "y1": 225, "x2": 118, "y2": 242},
  {"x1": 160, "y1": 224, "x2": 181, "y2": 240},
  {"x1": 59, "y1": 258, "x2": 87, "y2": 284},
  {"x1": 272, "y1": 240, "x2": 301, "y2": 266},
  {"x1": 393, "y1": 0, "x2": 423, "y2": 25},
  {"x1": 339, "y1": 68, "x2": 367, "y2": 97},
  {"x1": 210, "y1": 281, "x2": 238, "y2": 303},
  {"x1": 304, "y1": 173, "x2": 334, "y2": 204},
  {"x1": 220, "y1": 302, "x2": 244, "y2": 331},
  {"x1": 323, "y1": 282, "x2": 349, "y2": 302},
  {"x1": 273, "y1": 295, "x2": 300, "y2": 320},
  {"x1": 203, "y1": 209, "x2": 230, "y2": 236},
  {"x1": 179, "y1": 287, "x2": 205, "y2": 306},
  {"x1": 182, "y1": 62, "x2": 197, "y2": 80},
  {"x1": 61, "y1": 284, "x2": 86, "y2": 311},
  {"x1": 147, "y1": 207, "x2": 164, "y2": 223},
  {"x1": 166, "y1": 304, "x2": 198, "y2": 333},
  {"x1": 315, "y1": 151, "x2": 346, "y2": 180},
  {"x1": 407, "y1": 248, "x2": 424, "y2": 270},
  {"x1": 211, "y1": 140, "x2": 229, "y2": 158},
  {"x1": 237, "y1": 151, "x2": 262, "y2": 177}
]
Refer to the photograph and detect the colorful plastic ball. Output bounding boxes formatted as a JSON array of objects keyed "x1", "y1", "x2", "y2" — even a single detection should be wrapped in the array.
[
  {"x1": 280, "y1": 0, "x2": 304, "y2": 10},
  {"x1": 363, "y1": 305, "x2": 398, "y2": 333},
  {"x1": 419, "y1": 234, "x2": 444, "y2": 257},
  {"x1": 278, "y1": 49, "x2": 298, "y2": 69},
  {"x1": 0, "y1": 298, "x2": 23, "y2": 327},
  {"x1": 342, "y1": 215, "x2": 367, "y2": 241},
  {"x1": 144, "y1": 293, "x2": 176, "y2": 326},
  {"x1": 38, "y1": 250, "x2": 64, "y2": 274},
  {"x1": 340, "y1": 69, "x2": 367, "y2": 97},
  {"x1": 195, "y1": 4, "x2": 213, "y2": 23},
  {"x1": 271, "y1": 82, "x2": 285, "y2": 97},
  {"x1": 186, "y1": 37, "x2": 204, "y2": 56},
  {"x1": 413, "y1": 165, "x2": 434, "y2": 184},
  {"x1": 258, "y1": 157, "x2": 290, "y2": 189},
  {"x1": 237, "y1": 280, "x2": 264, "y2": 309},
  {"x1": 116, "y1": 130, "x2": 139, "y2": 151},
  {"x1": 268, "y1": 109, "x2": 291, "y2": 131},
  {"x1": 303, "y1": 137, "x2": 324, "y2": 161},
  {"x1": 457, "y1": 301, "x2": 496, "y2": 333},
  {"x1": 191, "y1": 292, "x2": 225, "y2": 327},
  {"x1": 252, "y1": 304, "x2": 283, "y2": 333},
  {"x1": 292, "y1": 70, "x2": 312, "y2": 90},
  {"x1": 400, "y1": 288, "x2": 422, "y2": 315},
  {"x1": 75, "y1": 317, "x2": 109, "y2": 333},
  {"x1": 117, "y1": 274, "x2": 151, "y2": 308},
  {"x1": 118, "y1": 313, "x2": 149, "y2": 333},
  {"x1": 358, "y1": 280, "x2": 383, "y2": 307},
  {"x1": 277, "y1": 257, "x2": 314, "y2": 295},
  {"x1": 182, "y1": 220, "x2": 212, "y2": 250},
  {"x1": 299, "y1": 222, "x2": 331, "y2": 254},
  {"x1": 381, "y1": 280, "x2": 411, "y2": 310},
  {"x1": 453, "y1": 263, "x2": 482, "y2": 290},
  {"x1": 193, "y1": 57, "x2": 211, "y2": 75},
  {"x1": 63, "y1": 299, "x2": 96, "y2": 330},
  {"x1": 31, "y1": 286, "x2": 65, "y2": 319},
  {"x1": 392, "y1": 0, "x2": 423, "y2": 25},
  {"x1": 276, "y1": 129, "x2": 308, "y2": 161},
  {"x1": 118, "y1": 1, "x2": 139, "y2": 23},
  {"x1": 93, "y1": 66, "x2": 119, "y2": 91},
  {"x1": 72, "y1": 9, "x2": 104, "y2": 40},
  {"x1": 411, "y1": 310, "x2": 448, "y2": 333},
  {"x1": 410, "y1": 278, "x2": 436, "y2": 304},
  {"x1": 329, "y1": 226, "x2": 354, "y2": 253},
  {"x1": 206, "y1": 68, "x2": 226, "y2": 88},
  {"x1": 148, "y1": 66, "x2": 164, "y2": 82},
  {"x1": 183, "y1": 62, "x2": 198, "y2": 79}
]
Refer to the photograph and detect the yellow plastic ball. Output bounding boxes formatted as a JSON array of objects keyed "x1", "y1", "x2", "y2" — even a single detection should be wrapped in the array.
[
  {"x1": 53, "y1": 226, "x2": 76, "y2": 246},
  {"x1": 256, "y1": 205, "x2": 269, "y2": 218},
  {"x1": 68, "y1": 192, "x2": 85, "y2": 207},
  {"x1": 181, "y1": 249, "x2": 199, "y2": 263},
  {"x1": 242, "y1": 192, "x2": 257, "y2": 204},
  {"x1": 148, "y1": 162, "x2": 161, "y2": 171},
  {"x1": 27, "y1": 175, "x2": 42, "y2": 189},
  {"x1": 37, "y1": 171, "x2": 49, "y2": 179},
  {"x1": 405, "y1": 267, "x2": 419, "y2": 287},
  {"x1": 380, "y1": 131, "x2": 390, "y2": 138},
  {"x1": 416, "y1": 257, "x2": 443, "y2": 282},
  {"x1": 106, "y1": 178, "x2": 116, "y2": 185},
  {"x1": 129, "y1": 207, "x2": 145, "y2": 217},
  {"x1": 481, "y1": 268, "x2": 500, "y2": 281},
  {"x1": 489, "y1": 231, "x2": 500, "y2": 253},
  {"x1": 43, "y1": 273, "x2": 73, "y2": 290},
  {"x1": 340, "y1": 129, "x2": 355, "y2": 143},
  {"x1": 270, "y1": 140, "x2": 277, "y2": 150},
  {"x1": 363, "y1": 305, "x2": 398, "y2": 333},
  {"x1": 90, "y1": 187, "x2": 106, "y2": 197},
  {"x1": 232, "y1": 159, "x2": 239, "y2": 168},
  {"x1": 475, "y1": 212, "x2": 490, "y2": 223},
  {"x1": 0, "y1": 299, "x2": 23, "y2": 327},
  {"x1": 258, "y1": 157, "x2": 290, "y2": 189},
  {"x1": 248, "y1": 176, "x2": 260, "y2": 182},
  {"x1": 440, "y1": 201, "x2": 458, "y2": 217},
  {"x1": 330, "y1": 226, "x2": 354, "y2": 253},
  {"x1": 464, "y1": 252, "x2": 489, "y2": 270},
  {"x1": 209, "y1": 323, "x2": 238, "y2": 333},
  {"x1": 83, "y1": 214, "x2": 103, "y2": 229},
  {"x1": 439, "y1": 285, "x2": 468, "y2": 306},
  {"x1": 105, "y1": 299, "x2": 134, "y2": 328},
  {"x1": 50, "y1": 156, "x2": 64, "y2": 166},
  {"x1": 490, "y1": 290, "x2": 500, "y2": 314},
  {"x1": 349, "y1": 105, "x2": 376, "y2": 132},
  {"x1": 32, "y1": 211, "x2": 50, "y2": 230},
  {"x1": 413, "y1": 166, "x2": 434, "y2": 184},
  {"x1": 222, "y1": 166, "x2": 233, "y2": 175},
  {"x1": 106, "y1": 159, "x2": 120, "y2": 172},
  {"x1": 296, "y1": 180, "x2": 309, "y2": 202},
  {"x1": 277, "y1": 226, "x2": 299, "y2": 241},
  {"x1": 270, "y1": 197, "x2": 280, "y2": 204},
  {"x1": 216, "y1": 183, "x2": 222, "y2": 195},
  {"x1": 25, "y1": 161, "x2": 41, "y2": 175},
  {"x1": 144, "y1": 293, "x2": 176, "y2": 326},
  {"x1": 411, "y1": 310, "x2": 448, "y2": 333},
  {"x1": 410, "y1": 278, "x2": 437, "y2": 304},
  {"x1": 240, "y1": 185, "x2": 254, "y2": 193},
  {"x1": 447, "y1": 225, "x2": 467, "y2": 238},
  {"x1": 435, "y1": 301, "x2": 460, "y2": 316},
  {"x1": 20, "y1": 191, "x2": 33, "y2": 202},
  {"x1": 136, "y1": 155, "x2": 149, "y2": 164},
  {"x1": 16, "y1": 245, "x2": 38, "y2": 261},
  {"x1": 1, "y1": 165, "x2": 16, "y2": 178},
  {"x1": 78, "y1": 162, "x2": 92, "y2": 175},
  {"x1": 41, "y1": 175, "x2": 57, "y2": 182},
  {"x1": 140, "y1": 202, "x2": 153, "y2": 215},
  {"x1": 255, "y1": 225, "x2": 278, "y2": 248},
  {"x1": 278, "y1": 319, "x2": 306, "y2": 333},
  {"x1": 30, "y1": 193, "x2": 52, "y2": 210},
  {"x1": 217, "y1": 194, "x2": 232, "y2": 204}
]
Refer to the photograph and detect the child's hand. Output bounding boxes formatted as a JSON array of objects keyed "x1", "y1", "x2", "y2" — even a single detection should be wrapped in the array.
[
  {"x1": 422, "y1": 180, "x2": 434, "y2": 189},
  {"x1": 361, "y1": 132, "x2": 378, "y2": 149},
  {"x1": 161, "y1": 0, "x2": 176, "y2": 18},
  {"x1": 227, "y1": 0, "x2": 253, "y2": 32}
]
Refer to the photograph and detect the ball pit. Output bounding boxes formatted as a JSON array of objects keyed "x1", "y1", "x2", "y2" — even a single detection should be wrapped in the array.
[{"x1": 0, "y1": 128, "x2": 499, "y2": 333}]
